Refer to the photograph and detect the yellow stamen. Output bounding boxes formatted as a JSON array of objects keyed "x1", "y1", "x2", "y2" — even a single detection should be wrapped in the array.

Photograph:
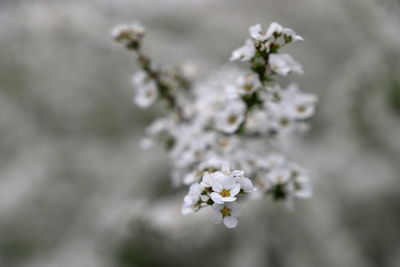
[
  {"x1": 280, "y1": 118, "x2": 289, "y2": 126},
  {"x1": 220, "y1": 189, "x2": 231, "y2": 197},
  {"x1": 227, "y1": 115, "x2": 237, "y2": 124},
  {"x1": 244, "y1": 84, "x2": 253, "y2": 92},
  {"x1": 146, "y1": 91, "x2": 153, "y2": 98},
  {"x1": 296, "y1": 105, "x2": 306, "y2": 113},
  {"x1": 221, "y1": 207, "x2": 231, "y2": 217}
]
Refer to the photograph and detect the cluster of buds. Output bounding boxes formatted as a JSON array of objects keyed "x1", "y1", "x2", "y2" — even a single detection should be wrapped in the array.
[
  {"x1": 112, "y1": 22, "x2": 145, "y2": 49},
  {"x1": 112, "y1": 21, "x2": 317, "y2": 228}
]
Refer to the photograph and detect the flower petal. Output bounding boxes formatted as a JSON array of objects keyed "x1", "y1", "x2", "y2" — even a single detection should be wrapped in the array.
[
  {"x1": 221, "y1": 196, "x2": 237, "y2": 202},
  {"x1": 223, "y1": 216, "x2": 238, "y2": 228},
  {"x1": 228, "y1": 203, "x2": 241, "y2": 217},
  {"x1": 230, "y1": 183, "x2": 241, "y2": 196},
  {"x1": 181, "y1": 203, "x2": 194, "y2": 215},
  {"x1": 210, "y1": 192, "x2": 224, "y2": 204},
  {"x1": 209, "y1": 210, "x2": 223, "y2": 224},
  {"x1": 249, "y1": 24, "x2": 262, "y2": 40}
]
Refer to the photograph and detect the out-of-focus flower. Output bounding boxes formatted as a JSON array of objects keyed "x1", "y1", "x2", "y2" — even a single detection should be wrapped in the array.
[
  {"x1": 182, "y1": 183, "x2": 205, "y2": 214},
  {"x1": 236, "y1": 73, "x2": 262, "y2": 95},
  {"x1": 232, "y1": 170, "x2": 257, "y2": 193},
  {"x1": 266, "y1": 167, "x2": 292, "y2": 185},
  {"x1": 266, "y1": 22, "x2": 303, "y2": 42},
  {"x1": 131, "y1": 72, "x2": 158, "y2": 108},
  {"x1": 269, "y1": 54, "x2": 304, "y2": 76},
  {"x1": 283, "y1": 84, "x2": 318, "y2": 120},
  {"x1": 111, "y1": 22, "x2": 145, "y2": 49},
  {"x1": 215, "y1": 100, "x2": 246, "y2": 134},
  {"x1": 249, "y1": 24, "x2": 268, "y2": 41},
  {"x1": 288, "y1": 164, "x2": 313, "y2": 199},
  {"x1": 230, "y1": 39, "x2": 256, "y2": 61}
]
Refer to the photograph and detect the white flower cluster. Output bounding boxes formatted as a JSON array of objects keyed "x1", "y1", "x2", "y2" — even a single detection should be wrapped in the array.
[
  {"x1": 182, "y1": 164, "x2": 255, "y2": 228},
  {"x1": 112, "y1": 21, "x2": 317, "y2": 228}
]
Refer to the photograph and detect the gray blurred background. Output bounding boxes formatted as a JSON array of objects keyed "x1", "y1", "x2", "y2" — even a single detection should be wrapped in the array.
[{"x1": 1, "y1": 0, "x2": 400, "y2": 266}]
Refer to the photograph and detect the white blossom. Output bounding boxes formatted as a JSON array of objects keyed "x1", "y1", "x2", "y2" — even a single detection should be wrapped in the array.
[
  {"x1": 183, "y1": 155, "x2": 224, "y2": 185},
  {"x1": 288, "y1": 164, "x2": 313, "y2": 199},
  {"x1": 232, "y1": 170, "x2": 256, "y2": 193},
  {"x1": 249, "y1": 24, "x2": 268, "y2": 41},
  {"x1": 230, "y1": 39, "x2": 256, "y2": 61},
  {"x1": 266, "y1": 167, "x2": 292, "y2": 185},
  {"x1": 131, "y1": 72, "x2": 158, "y2": 108},
  {"x1": 182, "y1": 183, "x2": 204, "y2": 214},
  {"x1": 209, "y1": 202, "x2": 241, "y2": 228},
  {"x1": 115, "y1": 21, "x2": 317, "y2": 228},
  {"x1": 266, "y1": 22, "x2": 303, "y2": 42},
  {"x1": 215, "y1": 100, "x2": 246, "y2": 134},
  {"x1": 265, "y1": 22, "x2": 284, "y2": 40},
  {"x1": 283, "y1": 84, "x2": 318, "y2": 120},
  {"x1": 244, "y1": 109, "x2": 270, "y2": 134},
  {"x1": 236, "y1": 73, "x2": 262, "y2": 95},
  {"x1": 256, "y1": 154, "x2": 286, "y2": 171},
  {"x1": 269, "y1": 54, "x2": 304, "y2": 76},
  {"x1": 247, "y1": 22, "x2": 303, "y2": 44},
  {"x1": 207, "y1": 172, "x2": 241, "y2": 204},
  {"x1": 111, "y1": 22, "x2": 145, "y2": 46}
]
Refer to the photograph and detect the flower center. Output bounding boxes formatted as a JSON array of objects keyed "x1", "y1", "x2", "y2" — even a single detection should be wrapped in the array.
[
  {"x1": 296, "y1": 105, "x2": 306, "y2": 113},
  {"x1": 276, "y1": 176, "x2": 284, "y2": 183},
  {"x1": 146, "y1": 91, "x2": 153, "y2": 98},
  {"x1": 271, "y1": 64, "x2": 279, "y2": 72},
  {"x1": 220, "y1": 207, "x2": 231, "y2": 217},
  {"x1": 279, "y1": 117, "x2": 289, "y2": 126},
  {"x1": 218, "y1": 138, "x2": 230, "y2": 148},
  {"x1": 227, "y1": 115, "x2": 237, "y2": 124},
  {"x1": 244, "y1": 84, "x2": 253, "y2": 92},
  {"x1": 220, "y1": 189, "x2": 231, "y2": 197},
  {"x1": 118, "y1": 31, "x2": 134, "y2": 41}
]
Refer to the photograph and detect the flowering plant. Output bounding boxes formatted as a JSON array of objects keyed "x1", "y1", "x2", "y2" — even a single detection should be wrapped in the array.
[{"x1": 112, "y1": 21, "x2": 317, "y2": 228}]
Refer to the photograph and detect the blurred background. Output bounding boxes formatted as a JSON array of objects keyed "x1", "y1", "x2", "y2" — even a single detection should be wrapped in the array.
[{"x1": 1, "y1": 0, "x2": 400, "y2": 266}]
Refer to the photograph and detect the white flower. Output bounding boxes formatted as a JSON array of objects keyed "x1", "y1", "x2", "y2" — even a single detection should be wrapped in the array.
[
  {"x1": 230, "y1": 39, "x2": 256, "y2": 61},
  {"x1": 215, "y1": 100, "x2": 246, "y2": 134},
  {"x1": 182, "y1": 183, "x2": 204, "y2": 215},
  {"x1": 269, "y1": 54, "x2": 304, "y2": 76},
  {"x1": 249, "y1": 24, "x2": 268, "y2": 41},
  {"x1": 244, "y1": 109, "x2": 269, "y2": 134},
  {"x1": 265, "y1": 22, "x2": 283, "y2": 39},
  {"x1": 215, "y1": 135, "x2": 240, "y2": 154},
  {"x1": 139, "y1": 137, "x2": 155, "y2": 150},
  {"x1": 256, "y1": 154, "x2": 286, "y2": 171},
  {"x1": 199, "y1": 164, "x2": 242, "y2": 203},
  {"x1": 183, "y1": 155, "x2": 224, "y2": 185},
  {"x1": 283, "y1": 84, "x2": 318, "y2": 120},
  {"x1": 233, "y1": 170, "x2": 256, "y2": 193},
  {"x1": 265, "y1": 102, "x2": 294, "y2": 133},
  {"x1": 282, "y1": 28, "x2": 304, "y2": 42},
  {"x1": 266, "y1": 22, "x2": 303, "y2": 42},
  {"x1": 247, "y1": 22, "x2": 303, "y2": 44},
  {"x1": 209, "y1": 202, "x2": 241, "y2": 228},
  {"x1": 131, "y1": 72, "x2": 158, "y2": 108},
  {"x1": 266, "y1": 167, "x2": 292, "y2": 185},
  {"x1": 208, "y1": 172, "x2": 241, "y2": 204},
  {"x1": 236, "y1": 73, "x2": 262, "y2": 95},
  {"x1": 288, "y1": 164, "x2": 312, "y2": 199},
  {"x1": 145, "y1": 117, "x2": 174, "y2": 141},
  {"x1": 200, "y1": 172, "x2": 216, "y2": 188},
  {"x1": 111, "y1": 22, "x2": 145, "y2": 46}
]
